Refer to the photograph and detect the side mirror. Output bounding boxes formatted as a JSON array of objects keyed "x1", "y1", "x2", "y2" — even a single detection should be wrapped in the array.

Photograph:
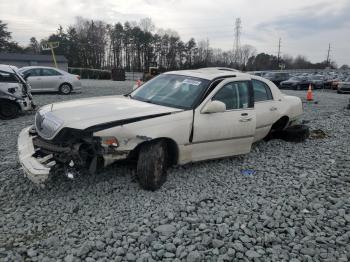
[{"x1": 202, "y1": 100, "x2": 226, "y2": 114}]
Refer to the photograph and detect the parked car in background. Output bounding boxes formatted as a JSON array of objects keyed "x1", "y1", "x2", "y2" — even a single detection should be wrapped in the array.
[
  {"x1": 324, "y1": 76, "x2": 340, "y2": 89},
  {"x1": 18, "y1": 68, "x2": 306, "y2": 189},
  {"x1": 280, "y1": 76, "x2": 312, "y2": 90},
  {"x1": 337, "y1": 77, "x2": 350, "y2": 94},
  {"x1": 18, "y1": 66, "x2": 82, "y2": 94},
  {"x1": 264, "y1": 72, "x2": 290, "y2": 86},
  {"x1": 248, "y1": 71, "x2": 267, "y2": 77},
  {"x1": 0, "y1": 64, "x2": 35, "y2": 119},
  {"x1": 309, "y1": 75, "x2": 325, "y2": 89}
]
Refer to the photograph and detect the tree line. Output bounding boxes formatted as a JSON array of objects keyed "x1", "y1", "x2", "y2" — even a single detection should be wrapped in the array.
[{"x1": 0, "y1": 18, "x2": 345, "y2": 71}]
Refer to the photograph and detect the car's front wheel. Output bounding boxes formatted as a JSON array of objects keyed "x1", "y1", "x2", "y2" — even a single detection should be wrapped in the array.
[
  {"x1": 0, "y1": 101, "x2": 19, "y2": 120},
  {"x1": 59, "y1": 83, "x2": 72, "y2": 95},
  {"x1": 137, "y1": 140, "x2": 168, "y2": 191}
]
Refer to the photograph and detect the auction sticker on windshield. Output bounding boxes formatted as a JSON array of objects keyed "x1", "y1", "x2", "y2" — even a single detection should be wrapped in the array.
[{"x1": 182, "y1": 79, "x2": 201, "y2": 86}]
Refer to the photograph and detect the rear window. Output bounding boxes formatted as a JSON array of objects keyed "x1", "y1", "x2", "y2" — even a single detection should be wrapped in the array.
[{"x1": 252, "y1": 80, "x2": 273, "y2": 102}]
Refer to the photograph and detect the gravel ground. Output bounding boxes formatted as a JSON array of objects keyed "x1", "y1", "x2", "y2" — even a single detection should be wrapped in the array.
[{"x1": 1, "y1": 80, "x2": 350, "y2": 262}]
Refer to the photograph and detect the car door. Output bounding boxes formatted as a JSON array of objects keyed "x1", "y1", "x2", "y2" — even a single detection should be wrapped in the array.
[
  {"x1": 25, "y1": 68, "x2": 43, "y2": 91},
  {"x1": 191, "y1": 78, "x2": 256, "y2": 161},
  {"x1": 40, "y1": 68, "x2": 62, "y2": 91},
  {"x1": 252, "y1": 79, "x2": 280, "y2": 141}
]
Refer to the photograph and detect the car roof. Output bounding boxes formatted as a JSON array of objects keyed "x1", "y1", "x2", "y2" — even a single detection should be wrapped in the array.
[
  {"x1": 164, "y1": 68, "x2": 248, "y2": 80},
  {"x1": 18, "y1": 66, "x2": 64, "y2": 71},
  {"x1": 0, "y1": 64, "x2": 19, "y2": 73}
]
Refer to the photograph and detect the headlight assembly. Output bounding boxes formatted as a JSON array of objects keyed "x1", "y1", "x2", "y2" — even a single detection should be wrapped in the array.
[{"x1": 35, "y1": 111, "x2": 64, "y2": 139}]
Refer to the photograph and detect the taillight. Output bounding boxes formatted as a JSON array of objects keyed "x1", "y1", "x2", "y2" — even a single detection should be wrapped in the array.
[{"x1": 77, "y1": 75, "x2": 81, "y2": 80}]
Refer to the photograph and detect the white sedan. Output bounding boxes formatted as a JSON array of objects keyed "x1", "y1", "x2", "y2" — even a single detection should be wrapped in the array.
[
  {"x1": 18, "y1": 66, "x2": 82, "y2": 94},
  {"x1": 18, "y1": 68, "x2": 306, "y2": 190}
]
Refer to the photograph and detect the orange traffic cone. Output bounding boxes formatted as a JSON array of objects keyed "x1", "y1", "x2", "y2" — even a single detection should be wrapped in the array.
[
  {"x1": 306, "y1": 84, "x2": 313, "y2": 101},
  {"x1": 136, "y1": 79, "x2": 142, "y2": 88}
]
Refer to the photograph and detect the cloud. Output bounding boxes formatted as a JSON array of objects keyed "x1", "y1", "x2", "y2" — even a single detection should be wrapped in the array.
[
  {"x1": 256, "y1": 1, "x2": 350, "y2": 37},
  {"x1": 1, "y1": 0, "x2": 349, "y2": 65}
]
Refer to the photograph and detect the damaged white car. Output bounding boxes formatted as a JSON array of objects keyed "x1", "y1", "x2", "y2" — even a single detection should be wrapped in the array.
[{"x1": 18, "y1": 68, "x2": 307, "y2": 190}]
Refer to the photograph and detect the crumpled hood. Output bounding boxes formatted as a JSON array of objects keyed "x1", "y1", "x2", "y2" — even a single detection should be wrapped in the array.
[{"x1": 41, "y1": 95, "x2": 182, "y2": 130}]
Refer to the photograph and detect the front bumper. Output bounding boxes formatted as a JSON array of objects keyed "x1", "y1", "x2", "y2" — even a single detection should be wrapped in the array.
[
  {"x1": 17, "y1": 96, "x2": 35, "y2": 112},
  {"x1": 18, "y1": 126, "x2": 52, "y2": 184}
]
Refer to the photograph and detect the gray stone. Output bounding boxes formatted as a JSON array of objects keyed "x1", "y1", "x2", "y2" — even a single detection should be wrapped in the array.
[
  {"x1": 300, "y1": 248, "x2": 315, "y2": 256},
  {"x1": 95, "y1": 240, "x2": 105, "y2": 251},
  {"x1": 77, "y1": 241, "x2": 92, "y2": 257},
  {"x1": 212, "y1": 239, "x2": 225, "y2": 248},
  {"x1": 64, "y1": 254, "x2": 75, "y2": 262},
  {"x1": 27, "y1": 249, "x2": 37, "y2": 257},
  {"x1": 233, "y1": 241, "x2": 245, "y2": 252},
  {"x1": 187, "y1": 251, "x2": 201, "y2": 262},
  {"x1": 165, "y1": 243, "x2": 176, "y2": 252},
  {"x1": 154, "y1": 224, "x2": 177, "y2": 236},
  {"x1": 116, "y1": 247, "x2": 125, "y2": 256},
  {"x1": 126, "y1": 252, "x2": 136, "y2": 261},
  {"x1": 245, "y1": 250, "x2": 261, "y2": 258},
  {"x1": 164, "y1": 252, "x2": 175, "y2": 258}
]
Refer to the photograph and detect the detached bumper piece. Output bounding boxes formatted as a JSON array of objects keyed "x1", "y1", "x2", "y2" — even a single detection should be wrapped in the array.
[{"x1": 18, "y1": 126, "x2": 56, "y2": 184}]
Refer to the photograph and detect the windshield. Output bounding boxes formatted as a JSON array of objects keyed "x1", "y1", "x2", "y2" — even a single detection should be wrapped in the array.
[{"x1": 131, "y1": 74, "x2": 210, "y2": 109}]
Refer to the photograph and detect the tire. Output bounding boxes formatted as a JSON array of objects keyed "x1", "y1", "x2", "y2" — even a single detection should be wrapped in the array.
[
  {"x1": 280, "y1": 124, "x2": 310, "y2": 142},
  {"x1": 0, "y1": 101, "x2": 20, "y2": 120},
  {"x1": 59, "y1": 83, "x2": 72, "y2": 95},
  {"x1": 137, "y1": 140, "x2": 168, "y2": 191}
]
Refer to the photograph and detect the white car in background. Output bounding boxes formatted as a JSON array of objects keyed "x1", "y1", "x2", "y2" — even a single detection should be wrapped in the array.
[
  {"x1": 18, "y1": 66, "x2": 82, "y2": 94},
  {"x1": 18, "y1": 68, "x2": 307, "y2": 190}
]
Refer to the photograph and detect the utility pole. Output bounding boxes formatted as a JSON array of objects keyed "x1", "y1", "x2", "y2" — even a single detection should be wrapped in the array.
[
  {"x1": 233, "y1": 18, "x2": 242, "y2": 66},
  {"x1": 326, "y1": 43, "x2": 331, "y2": 67},
  {"x1": 277, "y1": 38, "x2": 281, "y2": 66}
]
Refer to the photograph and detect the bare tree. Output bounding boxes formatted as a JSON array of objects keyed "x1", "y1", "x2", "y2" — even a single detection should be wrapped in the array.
[{"x1": 139, "y1": 17, "x2": 155, "y2": 33}]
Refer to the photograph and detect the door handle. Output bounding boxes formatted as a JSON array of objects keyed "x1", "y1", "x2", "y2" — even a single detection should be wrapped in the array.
[
  {"x1": 239, "y1": 118, "x2": 252, "y2": 122},
  {"x1": 241, "y1": 113, "x2": 248, "y2": 116},
  {"x1": 270, "y1": 107, "x2": 277, "y2": 111}
]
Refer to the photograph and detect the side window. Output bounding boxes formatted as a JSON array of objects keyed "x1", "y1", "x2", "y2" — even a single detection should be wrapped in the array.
[
  {"x1": 213, "y1": 83, "x2": 238, "y2": 110},
  {"x1": 25, "y1": 68, "x2": 41, "y2": 77},
  {"x1": 212, "y1": 81, "x2": 250, "y2": 110},
  {"x1": 0, "y1": 71, "x2": 18, "y2": 83},
  {"x1": 42, "y1": 69, "x2": 61, "y2": 76},
  {"x1": 252, "y1": 80, "x2": 273, "y2": 102}
]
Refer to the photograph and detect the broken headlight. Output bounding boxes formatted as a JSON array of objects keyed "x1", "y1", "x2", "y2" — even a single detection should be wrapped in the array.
[{"x1": 35, "y1": 110, "x2": 64, "y2": 140}]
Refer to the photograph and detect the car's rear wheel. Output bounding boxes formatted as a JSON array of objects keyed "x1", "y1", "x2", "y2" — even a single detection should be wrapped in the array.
[
  {"x1": 137, "y1": 140, "x2": 168, "y2": 191},
  {"x1": 59, "y1": 83, "x2": 72, "y2": 95},
  {"x1": 0, "y1": 101, "x2": 20, "y2": 120}
]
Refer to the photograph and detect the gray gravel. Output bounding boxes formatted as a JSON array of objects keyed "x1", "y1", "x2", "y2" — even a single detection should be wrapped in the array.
[{"x1": 1, "y1": 81, "x2": 350, "y2": 261}]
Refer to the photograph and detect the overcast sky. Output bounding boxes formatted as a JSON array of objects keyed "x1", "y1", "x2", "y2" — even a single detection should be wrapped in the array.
[{"x1": 1, "y1": 0, "x2": 349, "y2": 65}]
